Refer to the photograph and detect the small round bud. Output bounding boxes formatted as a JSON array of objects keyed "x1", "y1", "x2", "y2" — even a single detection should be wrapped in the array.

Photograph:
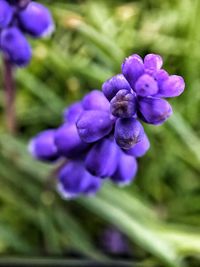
[
  {"x1": 159, "y1": 75, "x2": 185, "y2": 98},
  {"x1": 82, "y1": 90, "x2": 110, "y2": 111},
  {"x1": 102, "y1": 74, "x2": 131, "y2": 101},
  {"x1": 110, "y1": 89, "x2": 136, "y2": 118},
  {"x1": 114, "y1": 118, "x2": 144, "y2": 150},
  {"x1": 0, "y1": 27, "x2": 32, "y2": 66},
  {"x1": 58, "y1": 161, "x2": 101, "y2": 199},
  {"x1": 76, "y1": 110, "x2": 113, "y2": 143},
  {"x1": 122, "y1": 54, "x2": 144, "y2": 88},
  {"x1": 28, "y1": 130, "x2": 59, "y2": 162},
  {"x1": 144, "y1": 54, "x2": 163, "y2": 70},
  {"x1": 55, "y1": 123, "x2": 89, "y2": 159},
  {"x1": 138, "y1": 96, "x2": 173, "y2": 125},
  {"x1": 85, "y1": 138, "x2": 119, "y2": 178},
  {"x1": 18, "y1": 2, "x2": 55, "y2": 37},
  {"x1": 111, "y1": 151, "x2": 137, "y2": 186}
]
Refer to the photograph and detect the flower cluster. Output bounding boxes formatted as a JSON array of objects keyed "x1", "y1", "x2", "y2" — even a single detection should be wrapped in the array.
[
  {"x1": 0, "y1": 0, "x2": 54, "y2": 66},
  {"x1": 29, "y1": 53, "x2": 185, "y2": 199}
]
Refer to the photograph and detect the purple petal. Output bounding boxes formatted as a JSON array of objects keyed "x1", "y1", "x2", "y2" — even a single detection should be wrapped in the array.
[
  {"x1": 114, "y1": 118, "x2": 144, "y2": 150},
  {"x1": 122, "y1": 54, "x2": 144, "y2": 88},
  {"x1": 85, "y1": 138, "x2": 119, "y2": 178},
  {"x1": 82, "y1": 90, "x2": 110, "y2": 111},
  {"x1": 55, "y1": 123, "x2": 89, "y2": 158},
  {"x1": 0, "y1": 27, "x2": 32, "y2": 66},
  {"x1": 0, "y1": 0, "x2": 13, "y2": 28},
  {"x1": 144, "y1": 54, "x2": 163, "y2": 70},
  {"x1": 158, "y1": 75, "x2": 185, "y2": 98},
  {"x1": 102, "y1": 74, "x2": 132, "y2": 101},
  {"x1": 138, "y1": 96, "x2": 173, "y2": 125},
  {"x1": 76, "y1": 110, "x2": 113, "y2": 143},
  {"x1": 111, "y1": 151, "x2": 137, "y2": 186},
  {"x1": 28, "y1": 129, "x2": 59, "y2": 162},
  {"x1": 58, "y1": 161, "x2": 100, "y2": 199},
  {"x1": 63, "y1": 102, "x2": 83, "y2": 123},
  {"x1": 134, "y1": 74, "x2": 158, "y2": 96},
  {"x1": 125, "y1": 133, "x2": 150, "y2": 157},
  {"x1": 18, "y1": 2, "x2": 55, "y2": 37}
]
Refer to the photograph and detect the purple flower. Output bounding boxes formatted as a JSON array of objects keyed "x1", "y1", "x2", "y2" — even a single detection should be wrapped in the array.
[
  {"x1": 28, "y1": 51, "x2": 185, "y2": 200},
  {"x1": 0, "y1": 27, "x2": 32, "y2": 66},
  {"x1": 110, "y1": 89, "x2": 137, "y2": 118},
  {"x1": 76, "y1": 110, "x2": 114, "y2": 143},
  {"x1": 102, "y1": 74, "x2": 131, "y2": 101},
  {"x1": 102, "y1": 53, "x2": 185, "y2": 125},
  {"x1": 58, "y1": 161, "x2": 102, "y2": 199},
  {"x1": 85, "y1": 138, "x2": 119, "y2": 178},
  {"x1": 28, "y1": 129, "x2": 59, "y2": 162},
  {"x1": 0, "y1": 0, "x2": 13, "y2": 29},
  {"x1": 138, "y1": 96, "x2": 173, "y2": 125},
  {"x1": 122, "y1": 54, "x2": 144, "y2": 88},
  {"x1": 111, "y1": 151, "x2": 138, "y2": 186},
  {"x1": 18, "y1": 2, "x2": 54, "y2": 37},
  {"x1": 82, "y1": 90, "x2": 110, "y2": 111},
  {"x1": 54, "y1": 123, "x2": 89, "y2": 159},
  {"x1": 0, "y1": 0, "x2": 54, "y2": 66},
  {"x1": 114, "y1": 118, "x2": 144, "y2": 149}
]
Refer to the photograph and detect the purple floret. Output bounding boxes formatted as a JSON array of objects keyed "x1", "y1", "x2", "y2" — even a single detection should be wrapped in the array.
[
  {"x1": 0, "y1": 0, "x2": 54, "y2": 66},
  {"x1": 58, "y1": 161, "x2": 102, "y2": 199},
  {"x1": 28, "y1": 53, "x2": 185, "y2": 200},
  {"x1": 103, "y1": 53, "x2": 185, "y2": 125}
]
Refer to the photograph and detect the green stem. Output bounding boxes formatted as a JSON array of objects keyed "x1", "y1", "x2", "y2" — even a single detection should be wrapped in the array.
[{"x1": 3, "y1": 57, "x2": 17, "y2": 134}]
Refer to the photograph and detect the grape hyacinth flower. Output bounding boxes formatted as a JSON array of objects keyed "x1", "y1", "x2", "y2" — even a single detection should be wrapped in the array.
[
  {"x1": 29, "y1": 53, "x2": 185, "y2": 199},
  {"x1": 0, "y1": 0, "x2": 54, "y2": 66},
  {"x1": 103, "y1": 54, "x2": 185, "y2": 125},
  {"x1": 1, "y1": 0, "x2": 55, "y2": 134}
]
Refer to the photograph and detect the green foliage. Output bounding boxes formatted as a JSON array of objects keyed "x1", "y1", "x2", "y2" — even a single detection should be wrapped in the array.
[{"x1": 0, "y1": 0, "x2": 200, "y2": 266}]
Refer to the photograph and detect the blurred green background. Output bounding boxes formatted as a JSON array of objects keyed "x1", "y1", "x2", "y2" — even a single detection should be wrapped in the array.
[{"x1": 0, "y1": 0, "x2": 200, "y2": 266}]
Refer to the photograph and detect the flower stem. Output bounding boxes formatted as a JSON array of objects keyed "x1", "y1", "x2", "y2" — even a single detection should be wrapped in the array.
[{"x1": 3, "y1": 57, "x2": 17, "y2": 135}]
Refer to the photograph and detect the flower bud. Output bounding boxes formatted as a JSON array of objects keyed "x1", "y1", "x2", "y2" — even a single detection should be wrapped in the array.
[
  {"x1": 110, "y1": 90, "x2": 136, "y2": 118},
  {"x1": 28, "y1": 130, "x2": 59, "y2": 162},
  {"x1": 0, "y1": 0, "x2": 13, "y2": 28},
  {"x1": 125, "y1": 133, "x2": 150, "y2": 157},
  {"x1": 18, "y1": 2, "x2": 55, "y2": 37},
  {"x1": 138, "y1": 96, "x2": 173, "y2": 125},
  {"x1": 158, "y1": 75, "x2": 185, "y2": 98},
  {"x1": 58, "y1": 161, "x2": 101, "y2": 199},
  {"x1": 111, "y1": 152, "x2": 137, "y2": 186},
  {"x1": 122, "y1": 54, "x2": 144, "y2": 88},
  {"x1": 85, "y1": 138, "x2": 118, "y2": 178},
  {"x1": 55, "y1": 123, "x2": 89, "y2": 158},
  {"x1": 0, "y1": 27, "x2": 32, "y2": 66},
  {"x1": 63, "y1": 102, "x2": 83, "y2": 123},
  {"x1": 82, "y1": 90, "x2": 110, "y2": 111},
  {"x1": 114, "y1": 118, "x2": 144, "y2": 150},
  {"x1": 144, "y1": 54, "x2": 163, "y2": 70},
  {"x1": 102, "y1": 74, "x2": 131, "y2": 101},
  {"x1": 77, "y1": 110, "x2": 113, "y2": 143},
  {"x1": 134, "y1": 74, "x2": 158, "y2": 96}
]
